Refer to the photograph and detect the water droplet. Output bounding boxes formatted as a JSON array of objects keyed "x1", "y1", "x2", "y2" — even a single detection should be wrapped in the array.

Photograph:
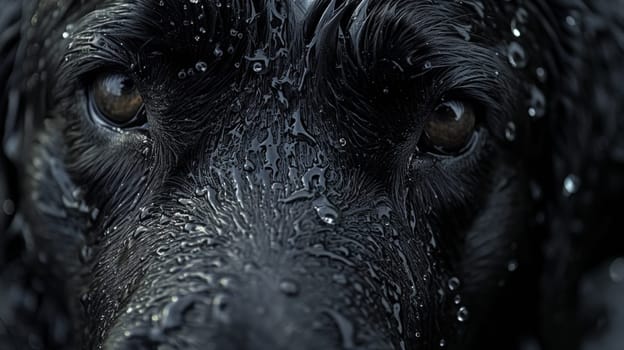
[
  {"x1": 528, "y1": 86, "x2": 546, "y2": 119},
  {"x1": 453, "y1": 294, "x2": 461, "y2": 305},
  {"x1": 177, "y1": 70, "x2": 187, "y2": 80},
  {"x1": 189, "y1": 0, "x2": 198, "y2": 3},
  {"x1": 507, "y1": 42, "x2": 527, "y2": 68},
  {"x1": 510, "y1": 8, "x2": 528, "y2": 38},
  {"x1": 536, "y1": 67, "x2": 547, "y2": 83},
  {"x1": 448, "y1": 277, "x2": 461, "y2": 291},
  {"x1": 213, "y1": 46, "x2": 224, "y2": 58},
  {"x1": 563, "y1": 174, "x2": 581, "y2": 196},
  {"x1": 565, "y1": 15, "x2": 577, "y2": 27},
  {"x1": 507, "y1": 259, "x2": 519, "y2": 272},
  {"x1": 457, "y1": 306, "x2": 469, "y2": 322},
  {"x1": 252, "y1": 61, "x2": 266, "y2": 73},
  {"x1": 2, "y1": 199, "x2": 15, "y2": 215},
  {"x1": 339, "y1": 138, "x2": 347, "y2": 147},
  {"x1": 505, "y1": 121, "x2": 517, "y2": 141},
  {"x1": 243, "y1": 159, "x2": 255, "y2": 172},
  {"x1": 279, "y1": 280, "x2": 299, "y2": 296},
  {"x1": 609, "y1": 257, "x2": 624, "y2": 283},
  {"x1": 313, "y1": 196, "x2": 340, "y2": 225},
  {"x1": 195, "y1": 61, "x2": 208, "y2": 72},
  {"x1": 62, "y1": 31, "x2": 70, "y2": 39},
  {"x1": 423, "y1": 61, "x2": 432, "y2": 70},
  {"x1": 440, "y1": 339, "x2": 446, "y2": 347},
  {"x1": 246, "y1": 49, "x2": 269, "y2": 74}
]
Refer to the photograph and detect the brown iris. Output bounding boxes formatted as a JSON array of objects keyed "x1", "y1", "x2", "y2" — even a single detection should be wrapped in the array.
[
  {"x1": 423, "y1": 101, "x2": 476, "y2": 153},
  {"x1": 91, "y1": 73, "x2": 144, "y2": 126}
]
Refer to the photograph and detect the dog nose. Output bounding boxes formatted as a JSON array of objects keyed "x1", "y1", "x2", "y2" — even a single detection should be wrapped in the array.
[{"x1": 104, "y1": 293, "x2": 339, "y2": 350}]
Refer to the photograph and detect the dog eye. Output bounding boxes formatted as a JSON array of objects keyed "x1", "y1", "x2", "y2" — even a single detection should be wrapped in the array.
[
  {"x1": 89, "y1": 73, "x2": 145, "y2": 128},
  {"x1": 420, "y1": 101, "x2": 476, "y2": 154}
]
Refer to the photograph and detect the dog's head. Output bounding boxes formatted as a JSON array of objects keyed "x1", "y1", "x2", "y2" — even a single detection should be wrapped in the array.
[{"x1": 1, "y1": 0, "x2": 624, "y2": 349}]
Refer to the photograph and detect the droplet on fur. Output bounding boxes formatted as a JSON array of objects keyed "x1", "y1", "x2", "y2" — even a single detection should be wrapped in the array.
[
  {"x1": 507, "y1": 260, "x2": 519, "y2": 272},
  {"x1": 252, "y1": 61, "x2": 266, "y2": 73},
  {"x1": 528, "y1": 86, "x2": 546, "y2": 119},
  {"x1": 505, "y1": 121, "x2": 517, "y2": 141},
  {"x1": 195, "y1": 61, "x2": 208, "y2": 72},
  {"x1": 314, "y1": 197, "x2": 340, "y2": 225},
  {"x1": 536, "y1": 67, "x2": 547, "y2": 83},
  {"x1": 448, "y1": 277, "x2": 461, "y2": 291},
  {"x1": 214, "y1": 46, "x2": 224, "y2": 58},
  {"x1": 609, "y1": 257, "x2": 624, "y2": 283},
  {"x1": 563, "y1": 174, "x2": 581, "y2": 196},
  {"x1": 510, "y1": 8, "x2": 528, "y2": 38},
  {"x1": 457, "y1": 306, "x2": 469, "y2": 322},
  {"x1": 507, "y1": 42, "x2": 527, "y2": 68}
]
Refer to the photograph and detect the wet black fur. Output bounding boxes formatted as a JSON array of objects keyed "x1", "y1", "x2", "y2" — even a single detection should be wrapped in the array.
[{"x1": 1, "y1": 0, "x2": 624, "y2": 349}]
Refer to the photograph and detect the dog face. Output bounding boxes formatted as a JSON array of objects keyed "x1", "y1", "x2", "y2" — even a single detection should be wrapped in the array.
[{"x1": 4, "y1": 0, "x2": 623, "y2": 349}]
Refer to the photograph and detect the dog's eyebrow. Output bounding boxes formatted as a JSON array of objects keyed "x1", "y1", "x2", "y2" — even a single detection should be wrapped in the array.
[{"x1": 57, "y1": 0, "x2": 253, "y2": 78}]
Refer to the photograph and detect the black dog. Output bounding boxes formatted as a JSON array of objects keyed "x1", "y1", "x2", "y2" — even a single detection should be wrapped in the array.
[{"x1": 1, "y1": 0, "x2": 624, "y2": 349}]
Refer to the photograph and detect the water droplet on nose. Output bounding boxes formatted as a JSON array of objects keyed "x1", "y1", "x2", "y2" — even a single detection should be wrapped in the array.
[
  {"x1": 563, "y1": 174, "x2": 581, "y2": 196},
  {"x1": 313, "y1": 197, "x2": 340, "y2": 225},
  {"x1": 505, "y1": 121, "x2": 517, "y2": 142},
  {"x1": 448, "y1": 277, "x2": 461, "y2": 291},
  {"x1": 184, "y1": 223, "x2": 207, "y2": 234},
  {"x1": 243, "y1": 159, "x2": 255, "y2": 172},
  {"x1": 457, "y1": 306, "x2": 469, "y2": 322},
  {"x1": 279, "y1": 280, "x2": 299, "y2": 296},
  {"x1": 508, "y1": 42, "x2": 527, "y2": 68},
  {"x1": 178, "y1": 198, "x2": 194, "y2": 206},
  {"x1": 246, "y1": 49, "x2": 269, "y2": 74}
]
